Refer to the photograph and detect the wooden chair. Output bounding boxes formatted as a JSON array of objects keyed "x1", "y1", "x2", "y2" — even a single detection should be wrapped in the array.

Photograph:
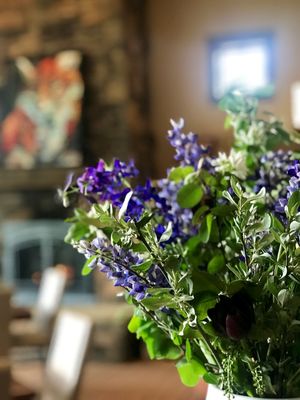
[
  {"x1": 12, "y1": 311, "x2": 93, "y2": 400},
  {"x1": 0, "y1": 284, "x2": 13, "y2": 400},
  {"x1": 10, "y1": 267, "x2": 67, "y2": 348}
]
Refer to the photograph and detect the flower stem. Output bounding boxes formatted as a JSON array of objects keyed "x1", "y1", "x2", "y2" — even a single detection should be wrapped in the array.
[{"x1": 196, "y1": 322, "x2": 222, "y2": 370}]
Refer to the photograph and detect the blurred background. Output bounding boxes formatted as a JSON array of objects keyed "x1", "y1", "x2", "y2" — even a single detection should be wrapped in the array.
[{"x1": 0, "y1": 0, "x2": 299, "y2": 399}]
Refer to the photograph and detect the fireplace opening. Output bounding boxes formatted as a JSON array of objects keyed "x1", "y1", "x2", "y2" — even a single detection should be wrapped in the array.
[{"x1": 1, "y1": 220, "x2": 92, "y2": 298}]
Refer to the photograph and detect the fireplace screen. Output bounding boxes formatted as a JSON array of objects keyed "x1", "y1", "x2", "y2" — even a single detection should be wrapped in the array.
[{"x1": 1, "y1": 220, "x2": 92, "y2": 293}]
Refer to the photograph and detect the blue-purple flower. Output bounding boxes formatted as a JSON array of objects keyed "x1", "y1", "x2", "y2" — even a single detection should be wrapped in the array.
[
  {"x1": 156, "y1": 178, "x2": 197, "y2": 241},
  {"x1": 168, "y1": 118, "x2": 211, "y2": 169},
  {"x1": 254, "y1": 150, "x2": 292, "y2": 194},
  {"x1": 76, "y1": 159, "x2": 139, "y2": 203},
  {"x1": 275, "y1": 159, "x2": 300, "y2": 215},
  {"x1": 74, "y1": 237, "x2": 169, "y2": 301}
]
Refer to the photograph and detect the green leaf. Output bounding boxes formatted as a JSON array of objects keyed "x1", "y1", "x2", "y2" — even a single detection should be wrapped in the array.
[
  {"x1": 176, "y1": 357, "x2": 207, "y2": 387},
  {"x1": 81, "y1": 255, "x2": 97, "y2": 276},
  {"x1": 192, "y1": 270, "x2": 224, "y2": 294},
  {"x1": 207, "y1": 254, "x2": 225, "y2": 274},
  {"x1": 230, "y1": 176, "x2": 243, "y2": 197},
  {"x1": 64, "y1": 222, "x2": 90, "y2": 243},
  {"x1": 199, "y1": 170, "x2": 217, "y2": 186},
  {"x1": 159, "y1": 221, "x2": 173, "y2": 243},
  {"x1": 244, "y1": 187, "x2": 266, "y2": 204},
  {"x1": 266, "y1": 125, "x2": 290, "y2": 150},
  {"x1": 278, "y1": 289, "x2": 290, "y2": 307},
  {"x1": 169, "y1": 166, "x2": 194, "y2": 182},
  {"x1": 177, "y1": 182, "x2": 204, "y2": 208},
  {"x1": 256, "y1": 233, "x2": 274, "y2": 250},
  {"x1": 198, "y1": 214, "x2": 213, "y2": 243},
  {"x1": 224, "y1": 114, "x2": 232, "y2": 130},
  {"x1": 250, "y1": 214, "x2": 271, "y2": 233},
  {"x1": 128, "y1": 314, "x2": 142, "y2": 333},
  {"x1": 211, "y1": 204, "x2": 234, "y2": 217},
  {"x1": 131, "y1": 242, "x2": 148, "y2": 253},
  {"x1": 93, "y1": 205, "x2": 117, "y2": 228},
  {"x1": 261, "y1": 213, "x2": 272, "y2": 230},
  {"x1": 131, "y1": 259, "x2": 153, "y2": 273},
  {"x1": 96, "y1": 214, "x2": 117, "y2": 228},
  {"x1": 134, "y1": 319, "x2": 182, "y2": 360},
  {"x1": 185, "y1": 235, "x2": 202, "y2": 252},
  {"x1": 185, "y1": 339, "x2": 192, "y2": 362},
  {"x1": 111, "y1": 230, "x2": 121, "y2": 244},
  {"x1": 203, "y1": 372, "x2": 218, "y2": 385},
  {"x1": 194, "y1": 292, "x2": 217, "y2": 320},
  {"x1": 136, "y1": 212, "x2": 153, "y2": 228},
  {"x1": 271, "y1": 215, "x2": 285, "y2": 232},
  {"x1": 226, "y1": 280, "x2": 245, "y2": 295},
  {"x1": 164, "y1": 255, "x2": 180, "y2": 271},
  {"x1": 290, "y1": 220, "x2": 300, "y2": 232},
  {"x1": 192, "y1": 205, "x2": 209, "y2": 225},
  {"x1": 222, "y1": 190, "x2": 237, "y2": 206},
  {"x1": 141, "y1": 288, "x2": 177, "y2": 310},
  {"x1": 146, "y1": 335, "x2": 182, "y2": 361},
  {"x1": 288, "y1": 190, "x2": 300, "y2": 217}
]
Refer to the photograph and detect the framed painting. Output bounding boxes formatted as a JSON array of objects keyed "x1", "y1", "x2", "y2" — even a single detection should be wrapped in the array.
[
  {"x1": 0, "y1": 50, "x2": 84, "y2": 169},
  {"x1": 208, "y1": 33, "x2": 275, "y2": 102}
]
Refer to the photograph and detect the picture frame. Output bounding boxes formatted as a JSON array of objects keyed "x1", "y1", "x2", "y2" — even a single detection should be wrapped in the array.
[
  {"x1": 208, "y1": 32, "x2": 275, "y2": 102},
  {"x1": 0, "y1": 50, "x2": 84, "y2": 169}
]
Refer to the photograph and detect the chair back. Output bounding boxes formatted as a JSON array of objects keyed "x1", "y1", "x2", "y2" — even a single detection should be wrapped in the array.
[
  {"x1": 0, "y1": 284, "x2": 12, "y2": 357},
  {"x1": 34, "y1": 268, "x2": 67, "y2": 330},
  {"x1": 41, "y1": 311, "x2": 93, "y2": 400},
  {"x1": 0, "y1": 285, "x2": 12, "y2": 400}
]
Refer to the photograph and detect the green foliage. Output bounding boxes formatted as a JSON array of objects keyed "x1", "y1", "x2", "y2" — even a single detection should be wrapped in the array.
[
  {"x1": 81, "y1": 255, "x2": 97, "y2": 276},
  {"x1": 128, "y1": 314, "x2": 182, "y2": 360},
  {"x1": 208, "y1": 254, "x2": 225, "y2": 274},
  {"x1": 176, "y1": 357, "x2": 207, "y2": 386},
  {"x1": 169, "y1": 165, "x2": 195, "y2": 182},
  {"x1": 63, "y1": 92, "x2": 300, "y2": 399},
  {"x1": 177, "y1": 182, "x2": 204, "y2": 208}
]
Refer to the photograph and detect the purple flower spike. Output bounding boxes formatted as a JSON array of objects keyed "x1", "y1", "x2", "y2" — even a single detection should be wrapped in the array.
[{"x1": 167, "y1": 119, "x2": 211, "y2": 168}]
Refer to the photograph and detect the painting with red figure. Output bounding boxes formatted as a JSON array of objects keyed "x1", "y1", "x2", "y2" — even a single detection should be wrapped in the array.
[{"x1": 0, "y1": 50, "x2": 84, "y2": 169}]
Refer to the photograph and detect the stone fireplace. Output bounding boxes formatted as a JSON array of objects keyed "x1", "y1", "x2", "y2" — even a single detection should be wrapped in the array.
[{"x1": 0, "y1": 0, "x2": 151, "y2": 301}]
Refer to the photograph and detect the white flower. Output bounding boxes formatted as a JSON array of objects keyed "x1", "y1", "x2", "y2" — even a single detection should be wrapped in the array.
[
  {"x1": 211, "y1": 149, "x2": 248, "y2": 180},
  {"x1": 170, "y1": 118, "x2": 184, "y2": 131},
  {"x1": 237, "y1": 121, "x2": 265, "y2": 146}
]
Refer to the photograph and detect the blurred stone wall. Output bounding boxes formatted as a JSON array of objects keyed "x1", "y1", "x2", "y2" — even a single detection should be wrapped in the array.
[
  {"x1": 0, "y1": 0, "x2": 150, "y2": 165},
  {"x1": 0, "y1": 0, "x2": 151, "y2": 222}
]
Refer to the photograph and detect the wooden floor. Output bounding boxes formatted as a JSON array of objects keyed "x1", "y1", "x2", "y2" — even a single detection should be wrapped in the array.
[{"x1": 13, "y1": 360, "x2": 208, "y2": 400}]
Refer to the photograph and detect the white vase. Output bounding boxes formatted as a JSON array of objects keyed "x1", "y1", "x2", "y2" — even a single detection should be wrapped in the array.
[{"x1": 206, "y1": 384, "x2": 300, "y2": 400}]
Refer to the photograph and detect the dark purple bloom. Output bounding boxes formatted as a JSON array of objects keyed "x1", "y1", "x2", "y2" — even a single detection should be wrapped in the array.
[
  {"x1": 76, "y1": 158, "x2": 139, "y2": 204},
  {"x1": 287, "y1": 159, "x2": 300, "y2": 177},
  {"x1": 207, "y1": 291, "x2": 255, "y2": 341}
]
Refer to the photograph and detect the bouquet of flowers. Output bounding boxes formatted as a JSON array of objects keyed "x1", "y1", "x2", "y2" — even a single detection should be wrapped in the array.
[{"x1": 61, "y1": 92, "x2": 300, "y2": 399}]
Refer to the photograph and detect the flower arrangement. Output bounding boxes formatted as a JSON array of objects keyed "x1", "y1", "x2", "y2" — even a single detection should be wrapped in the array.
[{"x1": 61, "y1": 93, "x2": 300, "y2": 399}]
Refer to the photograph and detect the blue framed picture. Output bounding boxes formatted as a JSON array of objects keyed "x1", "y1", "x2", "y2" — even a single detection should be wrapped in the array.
[{"x1": 208, "y1": 33, "x2": 275, "y2": 101}]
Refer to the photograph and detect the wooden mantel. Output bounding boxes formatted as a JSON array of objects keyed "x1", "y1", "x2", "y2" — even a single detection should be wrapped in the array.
[{"x1": 0, "y1": 168, "x2": 82, "y2": 192}]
